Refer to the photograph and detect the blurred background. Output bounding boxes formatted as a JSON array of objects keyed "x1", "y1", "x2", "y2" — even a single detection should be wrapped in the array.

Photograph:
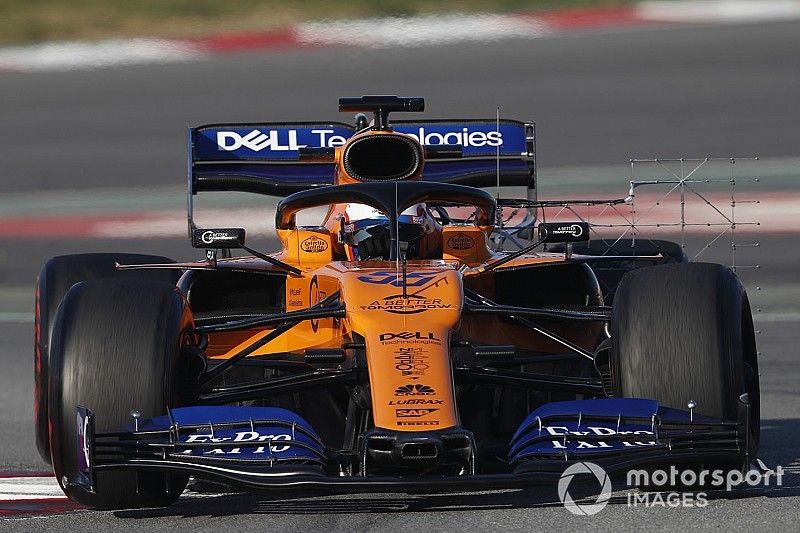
[{"x1": 0, "y1": 0, "x2": 798, "y2": 524}]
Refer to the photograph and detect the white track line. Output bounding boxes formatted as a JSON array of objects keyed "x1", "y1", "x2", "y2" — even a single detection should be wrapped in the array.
[{"x1": 0, "y1": 477, "x2": 66, "y2": 501}]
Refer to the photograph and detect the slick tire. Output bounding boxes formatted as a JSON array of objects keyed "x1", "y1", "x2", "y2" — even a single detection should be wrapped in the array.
[
  {"x1": 611, "y1": 263, "x2": 760, "y2": 459},
  {"x1": 35, "y1": 253, "x2": 179, "y2": 464},
  {"x1": 49, "y1": 279, "x2": 192, "y2": 509}
]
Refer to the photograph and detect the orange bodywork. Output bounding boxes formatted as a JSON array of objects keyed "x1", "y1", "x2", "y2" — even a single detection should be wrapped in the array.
[{"x1": 203, "y1": 127, "x2": 600, "y2": 432}]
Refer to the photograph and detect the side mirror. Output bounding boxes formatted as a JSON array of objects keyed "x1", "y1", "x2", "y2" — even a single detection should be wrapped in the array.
[
  {"x1": 537, "y1": 222, "x2": 590, "y2": 243},
  {"x1": 192, "y1": 228, "x2": 246, "y2": 249}
]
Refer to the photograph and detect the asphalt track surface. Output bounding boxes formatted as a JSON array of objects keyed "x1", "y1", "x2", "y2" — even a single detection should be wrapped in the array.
[{"x1": 1, "y1": 19, "x2": 799, "y2": 531}]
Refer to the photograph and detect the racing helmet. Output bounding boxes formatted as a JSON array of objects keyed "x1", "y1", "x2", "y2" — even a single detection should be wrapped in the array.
[{"x1": 340, "y1": 203, "x2": 436, "y2": 260}]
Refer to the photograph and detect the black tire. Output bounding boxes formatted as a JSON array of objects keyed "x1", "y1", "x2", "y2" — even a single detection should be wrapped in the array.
[
  {"x1": 48, "y1": 279, "x2": 192, "y2": 509},
  {"x1": 551, "y1": 238, "x2": 686, "y2": 305},
  {"x1": 35, "y1": 253, "x2": 179, "y2": 464},
  {"x1": 611, "y1": 263, "x2": 760, "y2": 458}
]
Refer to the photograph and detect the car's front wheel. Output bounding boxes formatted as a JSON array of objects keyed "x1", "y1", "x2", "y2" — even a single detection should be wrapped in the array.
[
  {"x1": 611, "y1": 262, "x2": 760, "y2": 460},
  {"x1": 48, "y1": 279, "x2": 193, "y2": 509}
]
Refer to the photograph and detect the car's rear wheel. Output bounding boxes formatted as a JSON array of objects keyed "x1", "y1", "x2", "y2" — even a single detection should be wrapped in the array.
[
  {"x1": 35, "y1": 253, "x2": 179, "y2": 464},
  {"x1": 611, "y1": 262, "x2": 759, "y2": 459},
  {"x1": 48, "y1": 279, "x2": 193, "y2": 509},
  {"x1": 551, "y1": 238, "x2": 686, "y2": 304}
]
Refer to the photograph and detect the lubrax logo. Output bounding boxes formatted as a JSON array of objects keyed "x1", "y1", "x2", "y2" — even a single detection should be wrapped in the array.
[{"x1": 379, "y1": 331, "x2": 441, "y2": 344}]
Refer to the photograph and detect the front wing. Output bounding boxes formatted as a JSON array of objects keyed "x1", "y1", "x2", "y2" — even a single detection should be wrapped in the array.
[{"x1": 67, "y1": 398, "x2": 751, "y2": 496}]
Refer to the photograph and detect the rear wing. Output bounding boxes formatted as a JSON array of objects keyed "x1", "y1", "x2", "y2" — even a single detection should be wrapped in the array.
[{"x1": 188, "y1": 119, "x2": 536, "y2": 231}]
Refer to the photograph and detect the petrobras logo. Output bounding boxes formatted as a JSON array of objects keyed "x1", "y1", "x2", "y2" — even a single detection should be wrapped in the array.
[
  {"x1": 401, "y1": 127, "x2": 503, "y2": 148},
  {"x1": 216, "y1": 129, "x2": 349, "y2": 152}
]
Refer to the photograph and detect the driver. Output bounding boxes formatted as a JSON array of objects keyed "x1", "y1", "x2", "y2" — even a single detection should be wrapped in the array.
[{"x1": 340, "y1": 203, "x2": 441, "y2": 260}]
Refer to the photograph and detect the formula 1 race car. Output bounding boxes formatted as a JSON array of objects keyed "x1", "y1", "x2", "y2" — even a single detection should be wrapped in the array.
[{"x1": 34, "y1": 96, "x2": 760, "y2": 509}]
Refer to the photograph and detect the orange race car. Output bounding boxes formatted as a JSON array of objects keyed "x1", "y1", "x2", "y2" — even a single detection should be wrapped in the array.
[{"x1": 34, "y1": 96, "x2": 760, "y2": 509}]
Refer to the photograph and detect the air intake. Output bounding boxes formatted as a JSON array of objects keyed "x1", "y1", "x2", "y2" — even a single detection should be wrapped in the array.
[{"x1": 342, "y1": 134, "x2": 422, "y2": 182}]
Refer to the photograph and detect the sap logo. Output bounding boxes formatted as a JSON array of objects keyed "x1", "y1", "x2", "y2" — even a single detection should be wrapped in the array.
[
  {"x1": 403, "y1": 127, "x2": 503, "y2": 147},
  {"x1": 217, "y1": 130, "x2": 307, "y2": 152},
  {"x1": 357, "y1": 271, "x2": 437, "y2": 287},
  {"x1": 379, "y1": 331, "x2": 441, "y2": 342},
  {"x1": 396, "y1": 408, "x2": 438, "y2": 418}
]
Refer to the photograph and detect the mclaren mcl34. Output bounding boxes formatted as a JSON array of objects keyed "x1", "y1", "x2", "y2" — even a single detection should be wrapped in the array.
[{"x1": 34, "y1": 96, "x2": 759, "y2": 509}]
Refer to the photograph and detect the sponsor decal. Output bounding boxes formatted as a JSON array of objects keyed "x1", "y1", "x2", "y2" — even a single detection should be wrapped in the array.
[
  {"x1": 201, "y1": 230, "x2": 236, "y2": 244},
  {"x1": 401, "y1": 127, "x2": 503, "y2": 148},
  {"x1": 216, "y1": 129, "x2": 349, "y2": 152},
  {"x1": 397, "y1": 420, "x2": 440, "y2": 427},
  {"x1": 394, "y1": 347, "x2": 429, "y2": 379},
  {"x1": 361, "y1": 294, "x2": 453, "y2": 315},
  {"x1": 182, "y1": 430, "x2": 292, "y2": 453},
  {"x1": 447, "y1": 232, "x2": 475, "y2": 250},
  {"x1": 555, "y1": 224, "x2": 585, "y2": 238},
  {"x1": 388, "y1": 398, "x2": 443, "y2": 405},
  {"x1": 394, "y1": 384, "x2": 436, "y2": 396},
  {"x1": 544, "y1": 425, "x2": 657, "y2": 449},
  {"x1": 288, "y1": 286, "x2": 304, "y2": 308},
  {"x1": 191, "y1": 228, "x2": 244, "y2": 248},
  {"x1": 379, "y1": 331, "x2": 442, "y2": 345},
  {"x1": 356, "y1": 271, "x2": 437, "y2": 287},
  {"x1": 301, "y1": 235, "x2": 329, "y2": 253},
  {"x1": 538, "y1": 221, "x2": 591, "y2": 243},
  {"x1": 396, "y1": 408, "x2": 439, "y2": 418}
]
